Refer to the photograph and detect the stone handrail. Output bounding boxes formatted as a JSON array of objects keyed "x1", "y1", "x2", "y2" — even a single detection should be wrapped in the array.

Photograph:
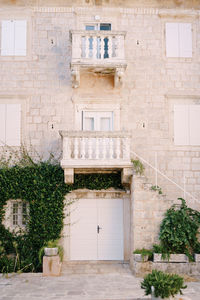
[
  {"x1": 71, "y1": 30, "x2": 126, "y2": 62},
  {"x1": 60, "y1": 131, "x2": 131, "y2": 161}
]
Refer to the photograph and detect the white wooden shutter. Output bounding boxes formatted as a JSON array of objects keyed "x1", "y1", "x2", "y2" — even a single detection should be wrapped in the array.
[
  {"x1": 166, "y1": 23, "x2": 179, "y2": 57},
  {"x1": 6, "y1": 104, "x2": 21, "y2": 146},
  {"x1": 189, "y1": 105, "x2": 200, "y2": 145},
  {"x1": 0, "y1": 104, "x2": 6, "y2": 146},
  {"x1": 14, "y1": 20, "x2": 27, "y2": 56},
  {"x1": 179, "y1": 23, "x2": 192, "y2": 58},
  {"x1": 174, "y1": 105, "x2": 189, "y2": 145},
  {"x1": 1, "y1": 20, "x2": 15, "y2": 55}
]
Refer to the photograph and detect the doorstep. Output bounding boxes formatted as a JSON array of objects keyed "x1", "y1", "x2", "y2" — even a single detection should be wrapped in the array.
[{"x1": 61, "y1": 261, "x2": 131, "y2": 275}]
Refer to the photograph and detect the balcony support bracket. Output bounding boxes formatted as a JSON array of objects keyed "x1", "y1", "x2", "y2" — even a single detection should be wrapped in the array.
[
  {"x1": 114, "y1": 67, "x2": 125, "y2": 88},
  {"x1": 64, "y1": 168, "x2": 74, "y2": 184},
  {"x1": 71, "y1": 65, "x2": 80, "y2": 89},
  {"x1": 121, "y1": 167, "x2": 133, "y2": 186}
]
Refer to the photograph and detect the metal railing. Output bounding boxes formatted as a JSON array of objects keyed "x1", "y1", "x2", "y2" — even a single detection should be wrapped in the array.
[{"x1": 131, "y1": 149, "x2": 199, "y2": 205}]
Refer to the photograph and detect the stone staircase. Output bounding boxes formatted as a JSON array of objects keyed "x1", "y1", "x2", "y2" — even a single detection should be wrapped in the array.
[{"x1": 132, "y1": 174, "x2": 174, "y2": 251}]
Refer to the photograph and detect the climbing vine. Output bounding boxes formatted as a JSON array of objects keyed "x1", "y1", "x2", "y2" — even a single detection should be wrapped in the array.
[{"x1": 0, "y1": 159, "x2": 122, "y2": 273}]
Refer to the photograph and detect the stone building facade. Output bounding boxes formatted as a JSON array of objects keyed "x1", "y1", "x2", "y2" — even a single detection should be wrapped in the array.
[{"x1": 0, "y1": 0, "x2": 200, "y2": 262}]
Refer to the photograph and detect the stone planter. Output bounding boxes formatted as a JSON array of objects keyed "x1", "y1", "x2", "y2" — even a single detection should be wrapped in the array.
[
  {"x1": 194, "y1": 254, "x2": 200, "y2": 262},
  {"x1": 153, "y1": 253, "x2": 189, "y2": 263},
  {"x1": 133, "y1": 253, "x2": 149, "y2": 262},
  {"x1": 151, "y1": 296, "x2": 173, "y2": 300},
  {"x1": 44, "y1": 247, "x2": 58, "y2": 256}
]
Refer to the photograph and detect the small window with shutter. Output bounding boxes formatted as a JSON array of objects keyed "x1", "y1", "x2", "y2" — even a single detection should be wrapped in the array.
[
  {"x1": 166, "y1": 23, "x2": 192, "y2": 58},
  {"x1": 0, "y1": 104, "x2": 21, "y2": 146},
  {"x1": 1, "y1": 20, "x2": 27, "y2": 56},
  {"x1": 174, "y1": 105, "x2": 200, "y2": 145}
]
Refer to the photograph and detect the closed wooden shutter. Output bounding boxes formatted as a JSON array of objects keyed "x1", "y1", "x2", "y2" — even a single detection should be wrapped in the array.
[
  {"x1": 166, "y1": 23, "x2": 179, "y2": 57},
  {"x1": 6, "y1": 104, "x2": 21, "y2": 146},
  {"x1": 0, "y1": 104, "x2": 6, "y2": 146},
  {"x1": 179, "y1": 23, "x2": 192, "y2": 58},
  {"x1": 189, "y1": 105, "x2": 200, "y2": 145},
  {"x1": 1, "y1": 20, "x2": 15, "y2": 55},
  {"x1": 14, "y1": 20, "x2": 27, "y2": 56},
  {"x1": 174, "y1": 105, "x2": 189, "y2": 145}
]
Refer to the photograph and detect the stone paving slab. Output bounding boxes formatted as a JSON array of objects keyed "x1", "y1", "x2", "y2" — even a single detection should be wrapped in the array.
[{"x1": 0, "y1": 267, "x2": 200, "y2": 300}]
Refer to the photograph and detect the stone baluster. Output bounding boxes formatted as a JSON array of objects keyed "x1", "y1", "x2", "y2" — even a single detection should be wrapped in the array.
[
  {"x1": 74, "y1": 137, "x2": 79, "y2": 159},
  {"x1": 85, "y1": 35, "x2": 90, "y2": 59},
  {"x1": 109, "y1": 138, "x2": 113, "y2": 159},
  {"x1": 122, "y1": 137, "x2": 130, "y2": 160},
  {"x1": 108, "y1": 36, "x2": 112, "y2": 59},
  {"x1": 116, "y1": 137, "x2": 120, "y2": 159},
  {"x1": 88, "y1": 138, "x2": 93, "y2": 159},
  {"x1": 95, "y1": 137, "x2": 99, "y2": 159},
  {"x1": 63, "y1": 137, "x2": 71, "y2": 159},
  {"x1": 93, "y1": 36, "x2": 97, "y2": 59},
  {"x1": 72, "y1": 33, "x2": 81, "y2": 59},
  {"x1": 81, "y1": 137, "x2": 86, "y2": 159},
  {"x1": 100, "y1": 35, "x2": 104, "y2": 59},
  {"x1": 102, "y1": 137, "x2": 107, "y2": 159},
  {"x1": 117, "y1": 35, "x2": 124, "y2": 59}
]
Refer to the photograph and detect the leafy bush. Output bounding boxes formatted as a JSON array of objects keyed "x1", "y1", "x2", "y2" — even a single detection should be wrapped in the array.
[
  {"x1": 0, "y1": 159, "x2": 123, "y2": 273},
  {"x1": 159, "y1": 198, "x2": 200, "y2": 259},
  {"x1": 141, "y1": 270, "x2": 187, "y2": 298}
]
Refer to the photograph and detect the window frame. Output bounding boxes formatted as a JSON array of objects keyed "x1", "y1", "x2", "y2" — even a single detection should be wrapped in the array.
[
  {"x1": 0, "y1": 103, "x2": 21, "y2": 147},
  {"x1": 161, "y1": 18, "x2": 196, "y2": 62},
  {"x1": 0, "y1": 13, "x2": 32, "y2": 61},
  {"x1": 2, "y1": 199, "x2": 29, "y2": 231},
  {"x1": 165, "y1": 22, "x2": 192, "y2": 58},
  {"x1": 0, "y1": 95, "x2": 28, "y2": 148}
]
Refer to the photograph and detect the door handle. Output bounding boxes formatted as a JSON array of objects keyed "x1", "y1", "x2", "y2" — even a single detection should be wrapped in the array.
[{"x1": 97, "y1": 225, "x2": 102, "y2": 234}]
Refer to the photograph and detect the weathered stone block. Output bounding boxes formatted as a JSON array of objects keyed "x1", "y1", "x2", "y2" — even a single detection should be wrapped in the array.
[
  {"x1": 43, "y1": 255, "x2": 61, "y2": 276},
  {"x1": 153, "y1": 253, "x2": 189, "y2": 263},
  {"x1": 194, "y1": 254, "x2": 200, "y2": 262},
  {"x1": 133, "y1": 253, "x2": 148, "y2": 262}
]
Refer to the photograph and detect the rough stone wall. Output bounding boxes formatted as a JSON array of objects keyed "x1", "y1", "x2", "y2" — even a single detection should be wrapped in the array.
[{"x1": 0, "y1": 2, "x2": 199, "y2": 211}]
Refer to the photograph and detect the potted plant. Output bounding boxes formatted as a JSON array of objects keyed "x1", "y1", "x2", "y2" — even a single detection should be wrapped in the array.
[
  {"x1": 133, "y1": 248, "x2": 153, "y2": 262},
  {"x1": 39, "y1": 239, "x2": 64, "y2": 263},
  {"x1": 141, "y1": 270, "x2": 187, "y2": 300}
]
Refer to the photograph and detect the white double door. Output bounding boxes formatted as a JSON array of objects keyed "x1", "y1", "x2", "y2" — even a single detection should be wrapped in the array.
[{"x1": 70, "y1": 198, "x2": 124, "y2": 260}]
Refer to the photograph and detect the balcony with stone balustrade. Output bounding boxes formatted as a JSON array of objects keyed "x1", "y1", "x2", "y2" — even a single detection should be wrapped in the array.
[
  {"x1": 60, "y1": 131, "x2": 132, "y2": 185},
  {"x1": 70, "y1": 30, "x2": 127, "y2": 88}
]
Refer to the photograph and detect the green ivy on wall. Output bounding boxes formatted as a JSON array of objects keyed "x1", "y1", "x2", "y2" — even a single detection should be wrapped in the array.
[{"x1": 0, "y1": 163, "x2": 123, "y2": 273}]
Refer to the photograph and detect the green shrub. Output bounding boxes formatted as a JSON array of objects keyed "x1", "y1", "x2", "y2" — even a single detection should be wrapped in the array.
[
  {"x1": 159, "y1": 198, "x2": 200, "y2": 259},
  {"x1": 141, "y1": 270, "x2": 187, "y2": 298}
]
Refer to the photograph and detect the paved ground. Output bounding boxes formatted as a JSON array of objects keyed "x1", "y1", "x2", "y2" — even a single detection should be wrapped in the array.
[{"x1": 0, "y1": 263, "x2": 200, "y2": 300}]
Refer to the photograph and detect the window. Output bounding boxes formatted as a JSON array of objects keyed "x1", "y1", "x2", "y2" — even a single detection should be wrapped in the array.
[
  {"x1": 165, "y1": 23, "x2": 192, "y2": 58},
  {"x1": 83, "y1": 23, "x2": 112, "y2": 59},
  {"x1": 82, "y1": 111, "x2": 113, "y2": 131},
  {"x1": 174, "y1": 105, "x2": 200, "y2": 145},
  {"x1": 2, "y1": 200, "x2": 29, "y2": 231},
  {"x1": 0, "y1": 104, "x2": 21, "y2": 146},
  {"x1": 85, "y1": 23, "x2": 111, "y2": 31},
  {"x1": 12, "y1": 201, "x2": 28, "y2": 227},
  {"x1": 1, "y1": 20, "x2": 27, "y2": 56}
]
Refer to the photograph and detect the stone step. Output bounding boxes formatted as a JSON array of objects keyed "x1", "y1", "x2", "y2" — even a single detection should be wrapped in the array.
[{"x1": 61, "y1": 262, "x2": 132, "y2": 275}]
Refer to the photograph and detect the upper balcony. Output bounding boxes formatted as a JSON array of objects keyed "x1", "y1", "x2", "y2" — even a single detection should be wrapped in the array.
[
  {"x1": 60, "y1": 130, "x2": 132, "y2": 185},
  {"x1": 70, "y1": 30, "x2": 127, "y2": 88}
]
